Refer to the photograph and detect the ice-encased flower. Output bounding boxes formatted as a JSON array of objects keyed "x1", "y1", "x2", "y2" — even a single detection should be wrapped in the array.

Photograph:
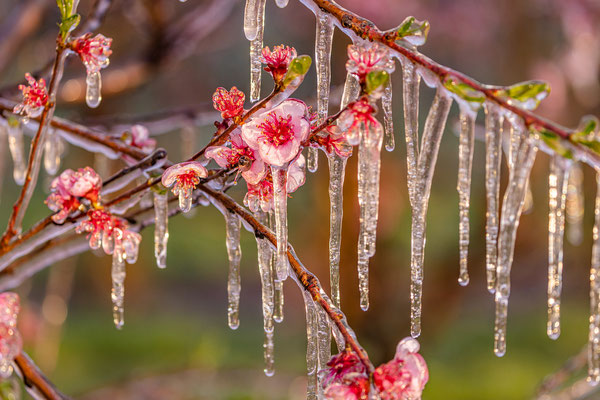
[
  {"x1": 205, "y1": 131, "x2": 266, "y2": 185},
  {"x1": 316, "y1": 125, "x2": 353, "y2": 158},
  {"x1": 45, "y1": 167, "x2": 102, "y2": 223},
  {"x1": 241, "y1": 99, "x2": 310, "y2": 167},
  {"x1": 72, "y1": 33, "x2": 113, "y2": 74},
  {"x1": 346, "y1": 42, "x2": 395, "y2": 81},
  {"x1": 373, "y1": 337, "x2": 429, "y2": 400},
  {"x1": 321, "y1": 349, "x2": 369, "y2": 400},
  {"x1": 213, "y1": 87, "x2": 245, "y2": 119},
  {"x1": 261, "y1": 45, "x2": 297, "y2": 82},
  {"x1": 13, "y1": 73, "x2": 48, "y2": 119},
  {"x1": 337, "y1": 99, "x2": 382, "y2": 146},
  {"x1": 122, "y1": 124, "x2": 156, "y2": 164},
  {"x1": 0, "y1": 293, "x2": 22, "y2": 379},
  {"x1": 162, "y1": 161, "x2": 208, "y2": 212},
  {"x1": 244, "y1": 155, "x2": 305, "y2": 213},
  {"x1": 76, "y1": 209, "x2": 114, "y2": 250}
]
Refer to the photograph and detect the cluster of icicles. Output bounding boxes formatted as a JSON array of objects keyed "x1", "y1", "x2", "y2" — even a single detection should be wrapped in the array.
[{"x1": 239, "y1": 0, "x2": 600, "y2": 392}]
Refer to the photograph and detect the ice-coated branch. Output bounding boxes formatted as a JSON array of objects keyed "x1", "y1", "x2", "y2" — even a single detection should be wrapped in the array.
[
  {"x1": 14, "y1": 352, "x2": 71, "y2": 400},
  {"x1": 300, "y1": 0, "x2": 600, "y2": 169}
]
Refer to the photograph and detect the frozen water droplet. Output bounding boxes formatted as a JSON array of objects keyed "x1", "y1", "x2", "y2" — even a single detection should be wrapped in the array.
[
  {"x1": 6, "y1": 121, "x2": 26, "y2": 185},
  {"x1": 153, "y1": 191, "x2": 169, "y2": 269},
  {"x1": 271, "y1": 166, "x2": 289, "y2": 281},
  {"x1": 86, "y1": 71, "x2": 102, "y2": 108},
  {"x1": 275, "y1": 0, "x2": 289, "y2": 7},
  {"x1": 111, "y1": 248, "x2": 126, "y2": 329}
]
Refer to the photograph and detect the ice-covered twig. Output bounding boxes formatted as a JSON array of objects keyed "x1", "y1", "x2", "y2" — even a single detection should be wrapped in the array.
[{"x1": 14, "y1": 352, "x2": 71, "y2": 400}]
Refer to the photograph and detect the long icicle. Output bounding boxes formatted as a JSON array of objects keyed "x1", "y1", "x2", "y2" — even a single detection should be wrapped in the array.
[
  {"x1": 567, "y1": 163, "x2": 585, "y2": 246},
  {"x1": 225, "y1": 211, "x2": 242, "y2": 330},
  {"x1": 409, "y1": 89, "x2": 452, "y2": 338},
  {"x1": 256, "y1": 211, "x2": 275, "y2": 376},
  {"x1": 269, "y1": 212, "x2": 284, "y2": 323},
  {"x1": 243, "y1": 0, "x2": 261, "y2": 40},
  {"x1": 302, "y1": 290, "x2": 319, "y2": 400},
  {"x1": 271, "y1": 166, "x2": 289, "y2": 282},
  {"x1": 43, "y1": 128, "x2": 62, "y2": 175},
  {"x1": 357, "y1": 120, "x2": 383, "y2": 311},
  {"x1": 382, "y1": 79, "x2": 395, "y2": 151},
  {"x1": 401, "y1": 60, "x2": 421, "y2": 207},
  {"x1": 547, "y1": 155, "x2": 570, "y2": 340},
  {"x1": 484, "y1": 102, "x2": 504, "y2": 293},
  {"x1": 249, "y1": 0, "x2": 266, "y2": 102},
  {"x1": 153, "y1": 191, "x2": 169, "y2": 269},
  {"x1": 589, "y1": 173, "x2": 600, "y2": 384},
  {"x1": 111, "y1": 248, "x2": 126, "y2": 330},
  {"x1": 457, "y1": 106, "x2": 477, "y2": 286},
  {"x1": 316, "y1": 306, "x2": 331, "y2": 396},
  {"x1": 494, "y1": 131, "x2": 538, "y2": 357},
  {"x1": 6, "y1": 120, "x2": 26, "y2": 185}
]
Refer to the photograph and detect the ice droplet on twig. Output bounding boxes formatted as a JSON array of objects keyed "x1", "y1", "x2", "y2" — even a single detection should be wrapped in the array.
[
  {"x1": 153, "y1": 191, "x2": 169, "y2": 269},
  {"x1": 494, "y1": 131, "x2": 538, "y2": 357},
  {"x1": 271, "y1": 166, "x2": 289, "y2": 281},
  {"x1": 111, "y1": 249, "x2": 126, "y2": 329},
  {"x1": 484, "y1": 102, "x2": 504, "y2": 293},
  {"x1": 86, "y1": 71, "x2": 102, "y2": 108},
  {"x1": 249, "y1": 0, "x2": 266, "y2": 102},
  {"x1": 275, "y1": 0, "x2": 289, "y2": 8},
  {"x1": 382, "y1": 79, "x2": 395, "y2": 151},
  {"x1": 547, "y1": 155, "x2": 570, "y2": 340},
  {"x1": 357, "y1": 120, "x2": 383, "y2": 311},
  {"x1": 44, "y1": 128, "x2": 62, "y2": 175},
  {"x1": 7, "y1": 120, "x2": 26, "y2": 185},
  {"x1": 302, "y1": 290, "x2": 318, "y2": 400},
  {"x1": 567, "y1": 163, "x2": 584, "y2": 246},
  {"x1": 409, "y1": 89, "x2": 452, "y2": 338},
  {"x1": 225, "y1": 211, "x2": 242, "y2": 330},
  {"x1": 457, "y1": 106, "x2": 476, "y2": 286},
  {"x1": 588, "y1": 174, "x2": 600, "y2": 384}
]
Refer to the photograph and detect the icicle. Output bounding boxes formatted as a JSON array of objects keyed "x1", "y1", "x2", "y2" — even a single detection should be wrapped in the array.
[
  {"x1": 484, "y1": 102, "x2": 504, "y2": 293},
  {"x1": 225, "y1": 211, "x2": 242, "y2": 330},
  {"x1": 457, "y1": 107, "x2": 476, "y2": 286},
  {"x1": 256, "y1": 230, "x2": 275, "y2": 376},
  {"x1": 111, "y1": 247, "x2": 126, "y2": 329},
  {"x1": 7, "y1": 120, "x2": 26, "y2": 185},
  {"x1": 547, "y1": 156, "x2": 570, "y2": 340},
  {"x1": 402, "y1": 61, "x2": 421, "y2": 206},
  {"x1": 153, "y1": 191, "x2": 169, "y2": 269},
  {"x1": 327, "y1": 155, "x2": 346, "y2": 308},
  {"x1": 43, "y1": 128, "x2": 62, "y2": 175},
  {"x1": 382, "y1": 79, "x2": 395, "y2": 151},
  {"x1": 271, "y1": 166, "x2": 289, "y2": 281},
  {"x1": 316, "y1": 306, "x2": 331, "y2": 391},
  {"x1": 275, "y1": 0, "x2": 289, "y2": 7},
  {"x1": 244, "y1": 0, "x2": 261, "y2": 41},
  {"x1": 85, "y1": 71, "x2": 102, "y2": 108},
  {"x1": 409, "y1": 89, "x2": 452, "y2": 338},
  {"x1": 567, "y1": 163, "x2": 585, "y2": 246},
  {"x1": 302, "y1": 290, "x2": 319, "y2": 400},
  {"x1": 494, "y1": 132, "x2": 538, "y2": 357},
  {"x1": 249, "y1": 0, "x2": 266, "y2": 102},
  {"x1": 589, "y1": 174, "x2": 600, "y2": 384},
  {"x1": 0, "y1": 124, "x2": 5, "y2": 206},
  {"x1": 268, "y1": 212, "x2": 284, "y2": 323},
  {"x1": 356, "y1": 120, "x2": 383, "y2": 311}
]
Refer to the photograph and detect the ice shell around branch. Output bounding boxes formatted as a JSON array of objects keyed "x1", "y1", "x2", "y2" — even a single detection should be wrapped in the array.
[{"x1": 162, "y1": 161, "x2": 208, "y2": 212}]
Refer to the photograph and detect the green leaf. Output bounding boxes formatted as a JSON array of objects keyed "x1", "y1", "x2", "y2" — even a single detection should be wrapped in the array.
[
  {"x1": 571, "y1": 115, "x2": 599, "y2": 141},
  {"x1": 539, "y1": 129, "x2": 573, "y2": 159},
  {"x1": 282, "y1": 55, "x2": 312, "y2": 88},
  {"x1": 59, "y1": 13, "x2": 80, "y2": 40},
  {"x1": 503, "y1": 80, "x2": 550, "y2": 110},
  {"x1": 365, "y1": 71, "x2": 389, "y2": 95},
  {"x1": 394, "y1": 16, "x2": 430, "y2": 46},
  {"x1": 442, "y1": 77, "x2": 485, "y2": 103},
  {"x1": 577, "y1": 140, "x2": 600, "y2": 154}
]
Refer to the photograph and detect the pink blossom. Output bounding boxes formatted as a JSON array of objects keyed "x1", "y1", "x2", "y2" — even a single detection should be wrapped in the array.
[
  {"x1": 45, "y1": 167, "x2": 102, "y2": 223},
  {"x1": 213, "y1": 87, "x2": 245, "y2": 119},
  {"x1": 244, "y1": 155, "x2": 305, "y2": 213},
  {"x1": 162, "y1": 161, "x2": 208, "y2": 212},
  {"x1": 324, "y1": 375, "x2": 370, "y2": 400},
  {"x1": 373, "y1": 337, "x2": 429, "y2": 400},
  {"x1": 321, "y1": 350, "x2": 369, "y2": 400},
  {"x1": 338, "y1": 99, "x2": 382, "y2": 146},
  {"x1": 316, "y1": 125, "x2": 353, "y2": 158},
  {"x1": 122, "y1": 125, "x2": 156, "y2": 164},
  {"x1": 72, "y1": 33, "x2": 113, "y2": 74},
  {"x1": 76, "y1": 209, "x2": 114, "y2": 250},
  {"x1": 262, "y1": 45, "x2": 297, "y2": 82},
  {"x1": 0, "y1": 293, "x2": 21, "y2": 378},
  {"x1": 205, "y1": 131, "x2": 266, "y2": 185},
  {"x1": 241, "y1": 99, "x2": 310, "y2": 167},
  {"x1": 13, "y1": 73, "x2": 48, "y2": 119},
  {"x1": 346, "y1": 42, "x2": 395, "y2": 81}
]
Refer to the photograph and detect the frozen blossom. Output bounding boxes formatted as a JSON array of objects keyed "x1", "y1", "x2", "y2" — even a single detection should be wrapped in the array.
[
  {"x1": 213, "y1": 87, "x2": 246, "y2": 119},
  {"x1": 13, "y1": 73, "x2": 48, "y2": 120},
  {"x1": 71, "y1": 33, "x2": 112, "y2": 74},
  {"x1": 321, "y1": 350, "x2": 369, "y2": 400},
  {"x1": 205, "y1": 131, "x2": 266, "y2": 184},
  {"x1": 314, "y1": 125, "x2": 353, "y2": 158},
  {"x1": 0, "y1": 293, "x2": 22, "y2": 378},
  {"x1": 346, "y1": 42, "x2": 394, "y2": 81},
  {"x1": 261, "y1": 45, "x2": 297, "y2": 82},
  {"x1": 162, "y1": 161, "x2": 208, "y2": 212},
  {"x1": 337, "y1": 99, "x2": 380, "y2": 146},
  {"x1": 45, "y1": 167, "x2": 102, "y2": 223}
]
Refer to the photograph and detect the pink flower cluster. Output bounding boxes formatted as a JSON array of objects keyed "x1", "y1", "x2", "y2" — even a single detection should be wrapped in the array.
[
  {"x1": 46, "y1": 167, "x2": 102, "y2": 223},
  {"x1": 71, "y1": 33, "x2": 113, "y2": 74},
  {"x1": 162, "y1": 161, "x2": 208, "y2": 212},
  {"x1": 13, "y1": 73, "x2": 48, "y2": 119},
  {"x1": 262, "y1": 45, "x2": 297, "y2": 82},
  {"x1": 213, "y1": 87, "x2": 245, "y2": 119},
  {"x1": 338, "y1": 99, "x2": 382, "y2": 146},
  {"x1": 76, "y1": 209, "x2": 141, "y2": 262},
  {"x1": 0, "y1": 293, "x2": 22, "y2": 378},
  {"x1": 346, "y1": 42, "x2": 395, "y2": 82},
  {"x1": 322, "y1": 338, "x2": 428, "y2": 400}
]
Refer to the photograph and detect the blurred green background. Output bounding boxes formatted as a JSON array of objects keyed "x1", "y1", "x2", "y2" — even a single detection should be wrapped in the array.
[{"x1": 1, "y1": 0, "x2": 600, "y2": 398}]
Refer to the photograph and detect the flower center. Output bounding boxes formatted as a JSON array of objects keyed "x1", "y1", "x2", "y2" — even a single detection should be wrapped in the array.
[
  {"x1": 177, "y1": 171, "x2": 200, "y2": 190},
  {"x1": 258, "y1": 113, "x2": 294, "y2": 147}
]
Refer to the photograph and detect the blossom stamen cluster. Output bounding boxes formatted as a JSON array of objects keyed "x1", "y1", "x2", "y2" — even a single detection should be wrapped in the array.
[
  {"x1": 71, "y1": 33, "x2": 113, "y2": 74},
  {"x1": 13, "y1": 73, "x2": 49, "y2": 119}
]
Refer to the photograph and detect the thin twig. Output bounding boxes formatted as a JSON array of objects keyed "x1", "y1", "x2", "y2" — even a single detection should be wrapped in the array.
[{"x1": 14, "y1": 352, "x2": 71, "y2": 400}]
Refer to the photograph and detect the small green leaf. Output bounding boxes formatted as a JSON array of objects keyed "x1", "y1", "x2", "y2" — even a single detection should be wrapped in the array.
[
  {"x1": 365, "y1": 70, "x2": 389, "y2": 95},
  {"x1": 151, "y1": 182, "x2": 169, "y2": 195},
  {"x1": 503, "y1": 80, "x2": 550, "y2": 110},
  {"x1": 394, "y1": 16, "x2": 430, "y2": 46},
  {"x1": 59, "y1": 13, "x2": 80, "y2": 40},
  {"x1": 282, "y1": 55, "x2": 312, "y2": 87},
  {"x1": 571, "y1": 115, "x2": 599, "y2": 141},
  {"x1": 578, "y1": 140, "x2": 600, "y2": 154},
  {"x1": 539, "y1": 129, "x2": 573, "y2": 159},
  {"x1": 442, "y1": 77, "x2": 485, "y2": 103}
]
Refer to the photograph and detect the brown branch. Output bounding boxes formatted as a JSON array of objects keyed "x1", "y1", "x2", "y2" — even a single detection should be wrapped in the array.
[
  {"x1": 304, "y1": 0, "x2": 600, "y2": 167},
  {"x1": 14, "y1": 352, "x2": 71, "y2": 400}
]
